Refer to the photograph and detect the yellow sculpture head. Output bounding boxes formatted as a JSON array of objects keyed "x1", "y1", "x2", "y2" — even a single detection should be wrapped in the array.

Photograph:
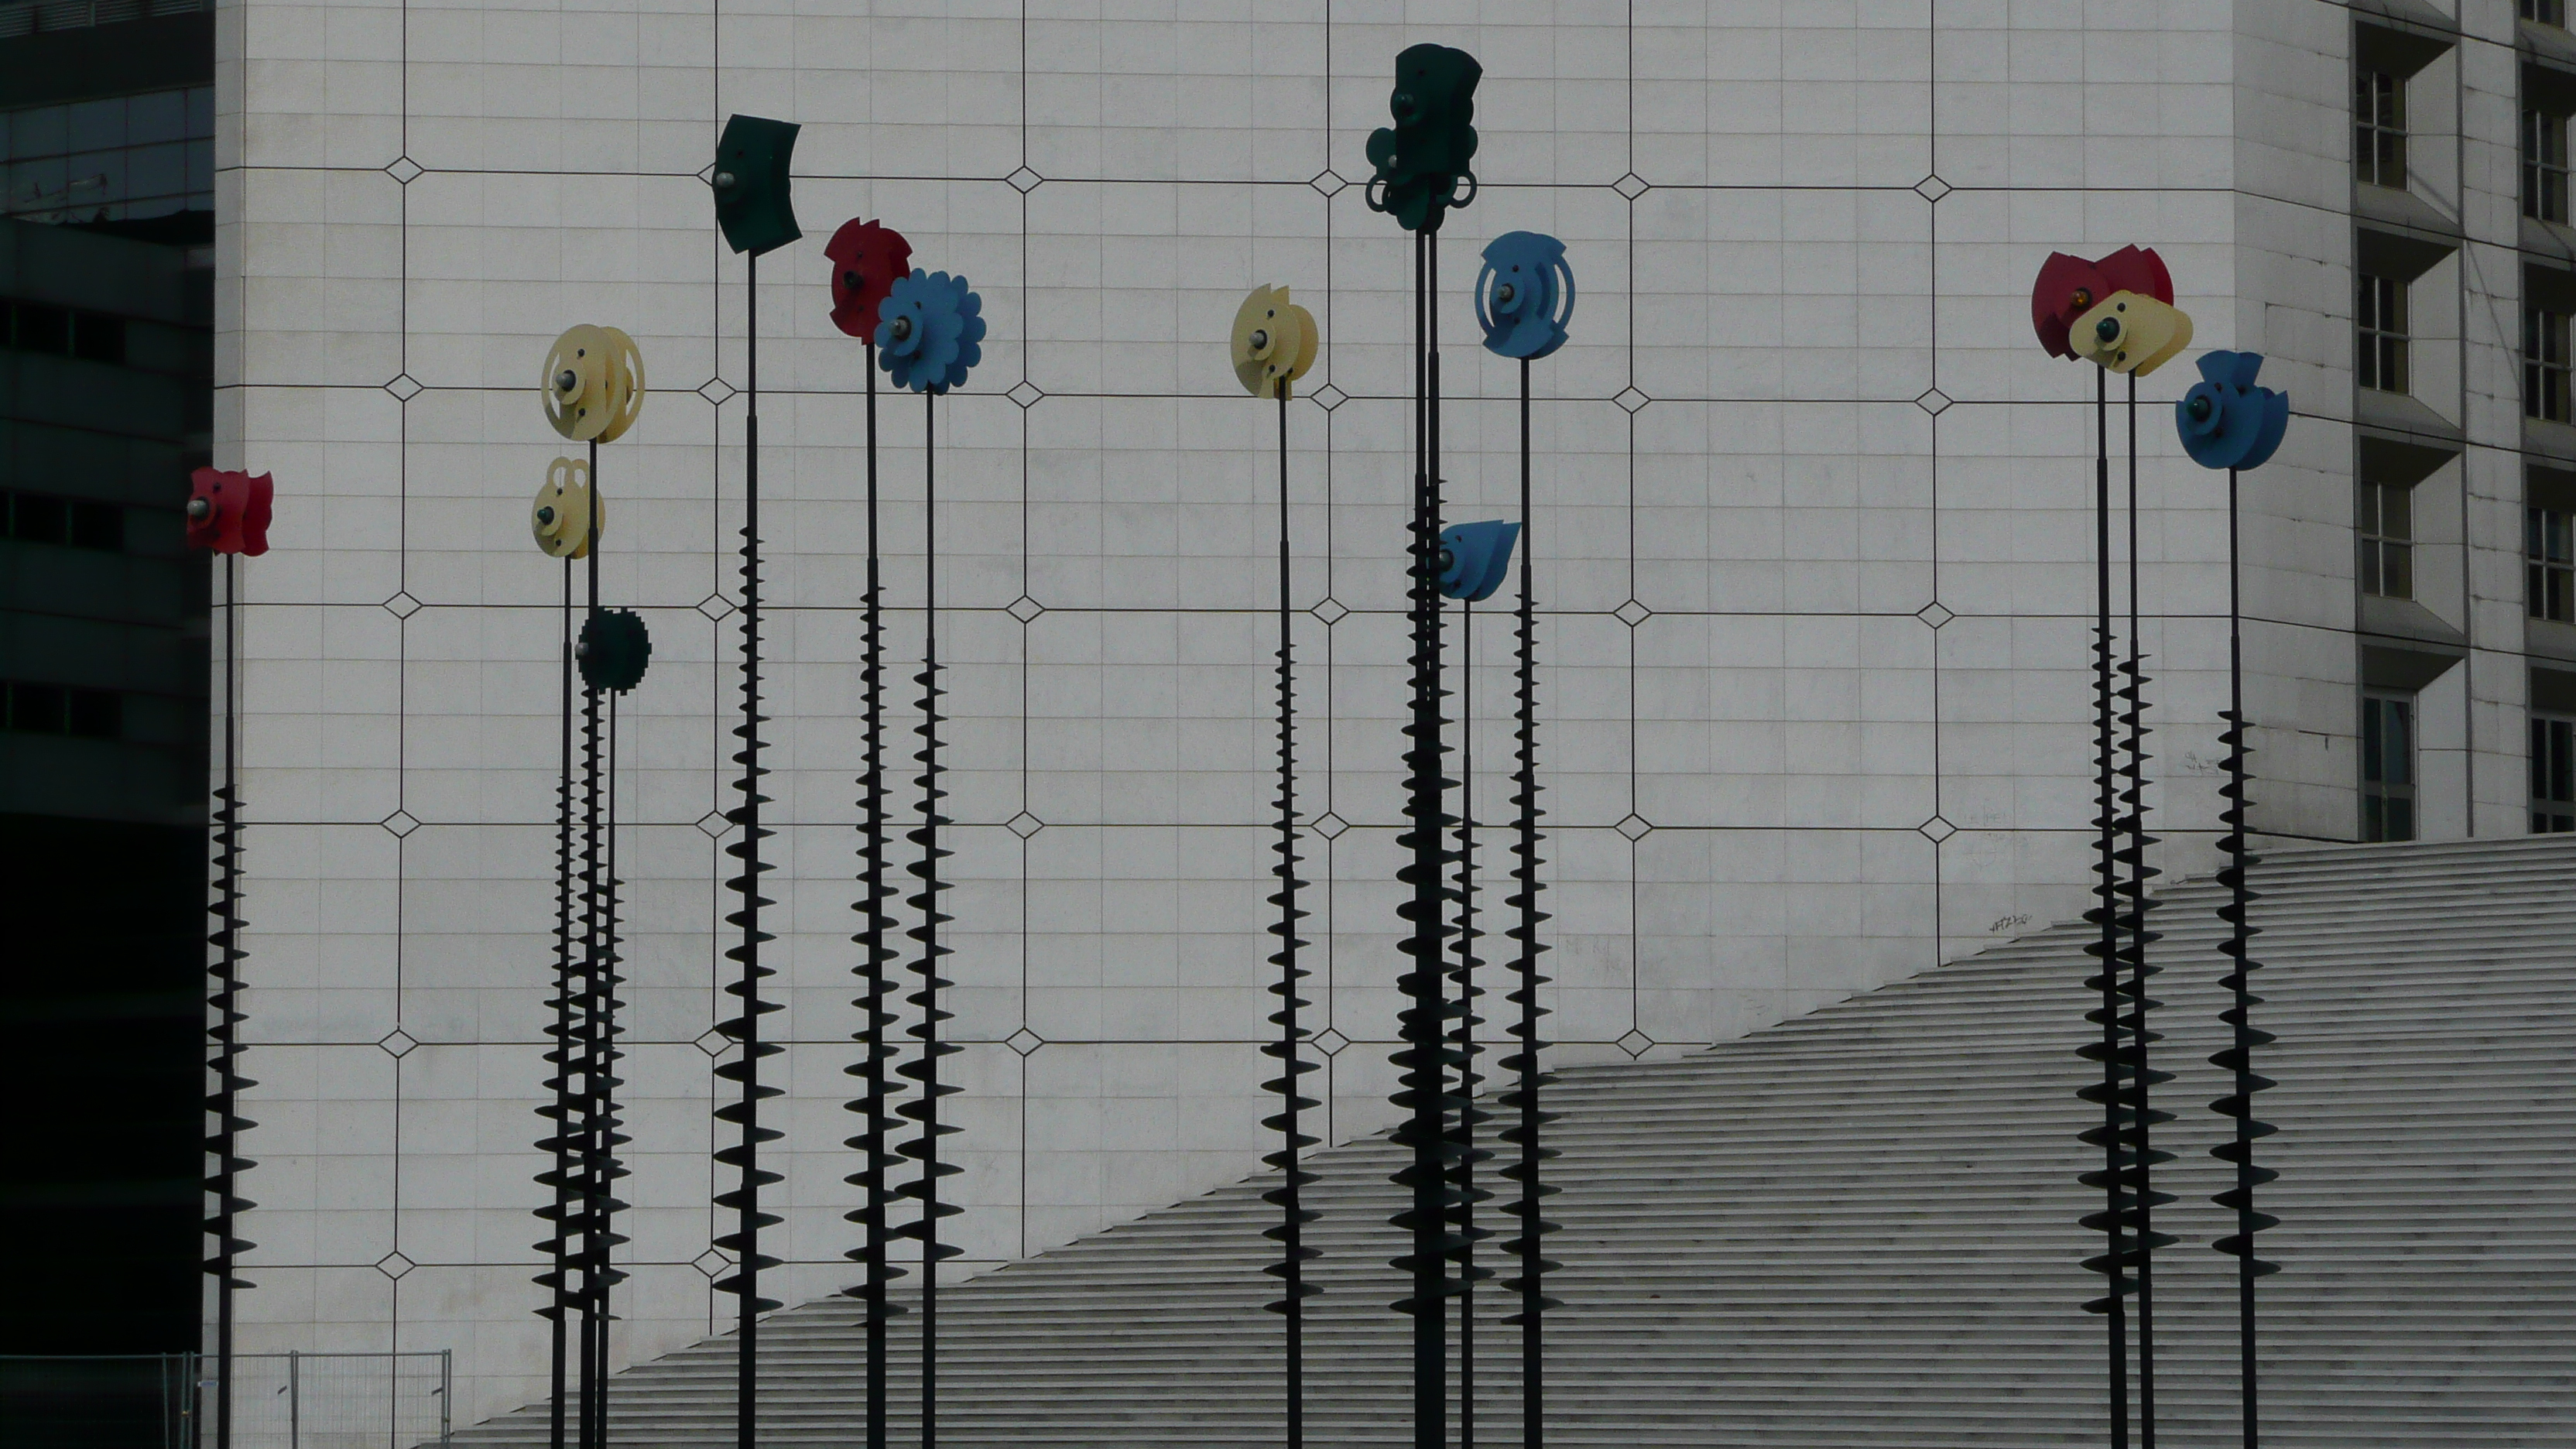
[
  {"x1": 543, "y1": 324, "x2": 646, "y2": 443},
  {"x1": 531, "y1": 456, "x2": 601, "y2": 559},
  {"x1": 2070, "y1": 292, "x2": 2193, "y2": 378},
  {"x1": 1231, "y1": 286, "x2": 1320, "y2": 399}
]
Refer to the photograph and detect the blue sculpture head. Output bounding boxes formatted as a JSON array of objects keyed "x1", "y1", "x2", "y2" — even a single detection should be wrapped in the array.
[
  {"x1": 875, "y1": 269, "x2": 986, "y2": 394},
  {"x1": 1475, "y1": 231, "x2": 1574, "y2": 360},
  {"x1": 2174, "y1": 350, "x2": 2289, "y2": 471},
  {"x1": 1436, "y1": 519, "x2": 1519, "y2": 602}
]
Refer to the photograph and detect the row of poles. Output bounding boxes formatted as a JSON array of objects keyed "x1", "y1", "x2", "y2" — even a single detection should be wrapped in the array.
[
  {"x1": 2033, "y1": 248, "x2": 2293, "y2": 1449},
  {"x1": 687, "y1": 47, "x2": 1577, "y2": 1449},
  {"x1": 181, "y1": 40, "x2": 2302, "y2": 1449}
]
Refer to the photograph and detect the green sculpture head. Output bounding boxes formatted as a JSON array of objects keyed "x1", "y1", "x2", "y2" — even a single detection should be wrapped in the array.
[
  {"x1": 712, "y1": 114, "x2": 801, "y2": 257},
  {"x1": 1365, "y1": 43, "x2": 1481, "y2": 234}
]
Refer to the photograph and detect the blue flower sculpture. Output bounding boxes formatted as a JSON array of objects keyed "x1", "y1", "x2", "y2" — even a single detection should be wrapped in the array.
[
  {"x1": 875, "y1": 269, "x2": 986, "y2": 394},
  {"x1": 1475, "y1": 231, "x2": 1574, "y2": 359},
  {"x1": 2175, "y1": 350, "x2": 2289, "y2": 471},
  {"x1": 1437, "y1": 519, "x2": 1519, "y2": 602}
]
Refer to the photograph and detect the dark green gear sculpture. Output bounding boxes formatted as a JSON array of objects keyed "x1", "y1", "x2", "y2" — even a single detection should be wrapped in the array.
[
  {"x1": 1365, "y1": 43, "x2": 1481, "y2": 234},
  {"x1": 577, "y1": 608, "x2": 652, "y2": 694},
  {"x1": 713, "y1": 114, "x2": 801, "y2": 257}
]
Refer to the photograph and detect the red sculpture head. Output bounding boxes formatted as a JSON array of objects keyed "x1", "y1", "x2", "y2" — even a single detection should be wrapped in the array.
[
  {"x1": 2093, "y1": 245, "x2": 2174, "y2": 304},
  {"x1": 826, "y1": 218, "x2": 913, "y2": 339},
  {"x1": 186, "y1": 468, "x2": 273, "y2": 556},
  {"x1": 2032, "y1": 245, "x2": 2175, "y2": 358}
]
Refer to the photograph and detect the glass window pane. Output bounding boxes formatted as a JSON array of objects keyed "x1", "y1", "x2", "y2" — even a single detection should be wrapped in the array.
[
  {"x1": 186, "y1": 87, "x2": 214, "y2": 137},
  {"x1": 10, "y1": 156, "x2": 70, "y2": 214},
  {"x1": 2384, "y1": 484, "x2": 2410, "y2": 538},
  {"x1": 66, "y1": 98, "x2": 124, "y2": 152},
  {"x1": 65, "y1": 149, "x2": 127, "y2": 209},
  {"x1": 2386, "y1": 542, "x2": 2413, "y2": 599},
  {"x1": 126, "y1": 142, "x2": 184, "y2": 203},
  {"x1": 10, "y1": 106, "x2": 69, "y2": 160},
  {"x1": 126, "y1": 91, "x2": 183, "y2": 146}
]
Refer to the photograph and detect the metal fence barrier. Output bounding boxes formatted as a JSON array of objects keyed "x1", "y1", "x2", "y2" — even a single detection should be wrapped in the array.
[
  {"x1": 227, "y1": 1351, "x2": 453, "y2": 1449},
  {"x1": 0, "y1": 1352, "x2": 200, "y2": 1449},
  {"x1": 0, "y1": 1349, "x2": 450, "y2": 1449}
]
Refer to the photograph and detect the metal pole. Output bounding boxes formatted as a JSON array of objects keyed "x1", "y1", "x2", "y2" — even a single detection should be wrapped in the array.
[
  {"x1": 1506, "y1": 354, "x2": 1553, "y2": 1449},
  {"x1": 1389, "y1": 221, "x2": 1454, "y2": 1449},
  {"x1": 905, "y1": 384, "x2": 961, "y2": 1449},
  {"x1": 2085, "y1": 365, "x2": 2132, "y2": 1449},
  {"x1": 848, "y1": 335, "x2": 897, "y2": 1449},
  {"x1": 548, "y1": 550, "x2": 573, "y2": 1449},
  {"x1": 1261, "y1": 379, "x2": 1317, "y2": 1448},
  {"x1": 738, "y1": 250, "x2": 761, "y2": 1449},
  {"x1": 715, "y1": 248, "x2": 783, "y2": 1449},
  {"x1": 2122, "y1": 371, "x2": 2167, "y2": 1449},
  {"x1": 211, "y1": 549, "x2": 245, "y2": 1449},
  {"x1": 577, "y1": 437, "x2": 607, "y2": 1449},
  {"x1": 1451, "y1": 594, "x2": 1479, "y2": 1449},
  {"x1": 2213, "y1": 463, "x2": 2279, "y2": 1449},
  {"x1": 287, "y1": 1351, "x2": 299, "y2": 1449}
]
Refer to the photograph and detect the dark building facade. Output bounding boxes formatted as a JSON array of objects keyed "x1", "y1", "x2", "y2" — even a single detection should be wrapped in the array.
[{"x1": 0, "y1": 0, "x2": 215, "y2": 1423}]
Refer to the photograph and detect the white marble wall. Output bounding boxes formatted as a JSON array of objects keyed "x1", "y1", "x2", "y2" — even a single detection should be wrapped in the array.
[{"x1": 213, "y1": 0, "x2": 2394, "y2": 1427}]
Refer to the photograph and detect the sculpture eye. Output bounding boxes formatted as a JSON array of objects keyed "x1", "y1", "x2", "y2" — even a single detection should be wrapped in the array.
[
  {"x1": 2095, "y1": 316, "x2": 2122, "y2": 344},
  {"x1": 187, "y1": 496, "x2": 211, "y2": 520},
  {"x1": 2187, "y1": 396, "x2": 2212, "y2": 423}
]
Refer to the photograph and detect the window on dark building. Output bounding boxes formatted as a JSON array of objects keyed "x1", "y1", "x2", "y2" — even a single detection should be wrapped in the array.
[
  {"x1": 2530, "y1": 502, "x2": 2575, "y2": 622},
  {"x1": 2529, "y1": 106, "x2": 2571, "y2": 221},
  {"x1": 2358, "y1": 480, "x2": 2414, "y2": 599},
  {"x1": 2530, "y1": 302, "x2": 2574, "y2": 421},
  {"x1": 2529, "y1": 0, "x2": 2569, "y2": 29},
  {"x1": 2362, "y1": 691, "x2": 2418, "y2": 842},
  {"x1": 2533, "y1": 711, "x2": 2576, "y2": 831},
  {"x1": 2358, "y1": 273, "x2": 2408, "y2": 392},
  {"x1": 0, "y1": 680, "x2": 122, "y2": 741},
  {"x1": 2356, "y1": 69, "x2": 2407, "y2": 188}
]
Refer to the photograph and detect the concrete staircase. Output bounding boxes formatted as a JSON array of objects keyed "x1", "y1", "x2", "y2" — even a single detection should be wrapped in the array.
[{"x1": 457, "y1": 835, "x2": 2576, "y2": 1446}]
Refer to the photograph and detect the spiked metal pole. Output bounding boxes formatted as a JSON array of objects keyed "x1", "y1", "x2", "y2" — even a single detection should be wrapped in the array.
[
  {"x1": 2212, "y1": 461, "x2": 2280, "y2": 1449},
  {"x1": 205, "y1": 549, "x2": 255, "y2": 1449},
  {"x1": 900, "y1": 385, "x2": 966, "y2": 1449},
  {"x1": 2118, "y1": 372, "x2": 2175, "y2": 1449},
  {"x1": 2078, "y1": 364, "x2": 2134, "y2": 1449},
  {"x1": 1449, "y1": 591, "x2": 1489, "y2": 1449},
  {"x1": 1387, "y1": 223, "x2": 1458, "y2": 1449},
  {"x1": 844, "y1": 337, "x2": 906, "y2": 1449},
  {"x1": 1499, "y1": 355, "x2": 1560, "y2": 1449},
  {"x1": 1259, "y1": 379, "x2": 1321, "y2": 1447},
  {"x1": 714, "y1": 251, "x2": 786, "y2": 1449},
  {"x1": 546, "y1": 553, "x2": 573, "y2": 1449}
]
